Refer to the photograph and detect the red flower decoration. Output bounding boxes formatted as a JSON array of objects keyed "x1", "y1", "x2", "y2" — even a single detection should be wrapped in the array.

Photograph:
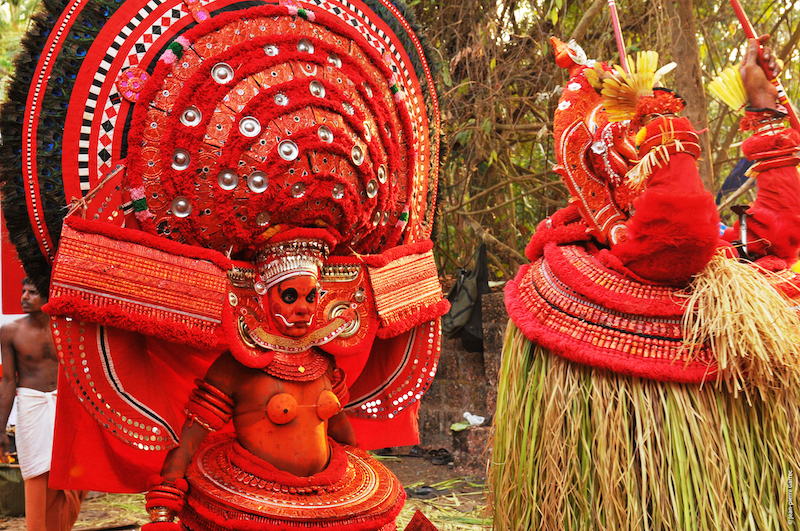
[{"x1": 116, "y1": 67, "x2": 150, "y2": 103}]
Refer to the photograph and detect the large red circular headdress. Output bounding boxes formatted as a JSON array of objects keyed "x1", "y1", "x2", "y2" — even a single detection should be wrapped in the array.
[
  {"x1": 0, "y1": 0, "x2": 441, "y2": 289},
  {"x1": 0, "y1": 0, "x2": 446, "y2": 459},
  {"x1": 125, "y1": 3, "x2": 432, "y2": 258}
]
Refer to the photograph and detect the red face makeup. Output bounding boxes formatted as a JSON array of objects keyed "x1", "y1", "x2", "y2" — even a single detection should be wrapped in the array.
[{"x1": 267, "y1": 275, "x2": 318, "y2": 338}]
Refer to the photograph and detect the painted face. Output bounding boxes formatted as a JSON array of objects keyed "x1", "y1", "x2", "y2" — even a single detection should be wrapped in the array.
[
  {"x1": 267, "y1": 275, "x2": 318, "y2": 338},
  {"x1": 20, "y1": 283, "x2": 45, "y2": 314}
]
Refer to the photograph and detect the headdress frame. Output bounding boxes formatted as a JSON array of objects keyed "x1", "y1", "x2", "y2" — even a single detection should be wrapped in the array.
[{"x1": 0, "y1": 0, "x2": 442, "y2": 295}]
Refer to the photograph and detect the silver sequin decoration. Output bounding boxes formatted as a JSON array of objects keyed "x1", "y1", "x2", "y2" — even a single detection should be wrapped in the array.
[
  {"x1": 274, "y1": 93, "x2": 288, "y2": 106},
  {"x1": 291, "y1": 182, "x2": 306, "y2": 198},
  {"x1": 264, "y1": 44, "x2": 279, "y2": 56},
  {"x1": 366, "y1": 179, "x2": 378, "y2": 198},
  {"x1": 377, "y1": 165, "x2": 387, "y2": 184},
  {"x1": 256, "y1": 212, "x2": 271, "y2": 226},
  {"x1": 217, "y1": 169, "x2": 239, "y2": 190},
  {"x1": 327, "y1": 53, "x2": 341, "y2": 68},
  {"x1": 254, "y1": 281, "x2": 267, "y2": 295},
  {"x1": 239, "y1": 117, "x2": 261, "y2": 137},
  {"x1": 211, "y1": 63, "x2": 234, "y2": 84},
  {"x1": 247, "y1": 171, "x2": 268, "y2": 193},
  {"x1": 180, "y1": 106, "x2": 202, "y2": 127},
  {"x1": 309, "y1": 80, "x2": 325, "y2": 98},
  {"x1": 297, "y1": 39, "x2": 314, "y2": 53},
  {"x1": 171, "y1": 149, "x2": 190, "y2": 171},
  {"x1": 171, "y1": 197, "x2": 192, "y2": 217},
  {"x1": 278, "y1": 140, "x2": 299, "y2": 161},
  {"x1": 332, "y1": 183, "x2": 345, "y2": 200},
  {"x1": 351, "y1": 145, "x2": 364, "y2": 166},
  {"x1": 354, "y1": 288, "x2": 366, "y2": 303},
  {"x1": 318, "y1": 125, "x2": 333, "y2": 143}
]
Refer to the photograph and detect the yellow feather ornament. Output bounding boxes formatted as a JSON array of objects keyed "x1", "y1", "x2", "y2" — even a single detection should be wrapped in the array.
[
  {"x1": 707, "y1": 66, "x2": 748, "y2": 115},
  {"x1": 600, "y1": 51, "x2": 677, "y2": 121}
]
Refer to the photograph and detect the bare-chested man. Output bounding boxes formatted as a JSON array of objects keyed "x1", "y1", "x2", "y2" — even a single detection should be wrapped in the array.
[{"x1": 0, "y1": 279, "x2": 85, "y2": 531}]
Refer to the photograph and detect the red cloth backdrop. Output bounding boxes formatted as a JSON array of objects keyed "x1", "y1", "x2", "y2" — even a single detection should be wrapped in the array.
[{"x1": 1, "y1": 210, "x2": 26, "y2": 315}]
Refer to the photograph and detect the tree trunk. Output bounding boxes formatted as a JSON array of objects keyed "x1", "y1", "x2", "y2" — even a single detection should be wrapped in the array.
[
  {"x1": 665, "y1": 0, "x2": 714, "y2": 190},
  {"x1": 570, "y1": 0, "x2": 606, "y2": 43}
]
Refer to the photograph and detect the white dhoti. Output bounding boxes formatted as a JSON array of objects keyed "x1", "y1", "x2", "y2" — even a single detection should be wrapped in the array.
[{"x1": 15, "y1": 388, "x2": 57, "y2": 480}]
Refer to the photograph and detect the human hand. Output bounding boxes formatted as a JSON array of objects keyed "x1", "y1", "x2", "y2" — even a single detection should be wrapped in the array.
[
  {"x1": 739, "y1": 35, "x2": 780, "y2": 109},
  {"x1": 143, "y1": 475, "x2": 188, "y2": 529}
]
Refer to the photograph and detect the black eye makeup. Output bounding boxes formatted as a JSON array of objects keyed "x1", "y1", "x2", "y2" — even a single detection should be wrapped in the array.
[
  {"x1": 306, "y1": 288, "x2": 317, "y2": 304},
  {"x1": 281, "y1": 288, "x2": 298, "y2": 304}
]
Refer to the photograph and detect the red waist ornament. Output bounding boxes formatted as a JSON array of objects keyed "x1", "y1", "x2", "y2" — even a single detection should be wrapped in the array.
[{"x1": 180, "y1": 433, "x2": 404, "y2": 531}]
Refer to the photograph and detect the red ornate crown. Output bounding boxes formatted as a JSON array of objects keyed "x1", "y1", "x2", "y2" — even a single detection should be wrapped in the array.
[{"x1": 254, "y1": 227, "x2": 336, "y2": 292}]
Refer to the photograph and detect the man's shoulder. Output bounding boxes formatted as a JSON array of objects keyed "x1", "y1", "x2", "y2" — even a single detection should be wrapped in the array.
[
  {"x1": 0, "y1": 319, "x2": 22, "y2": 339},
  {"x1": 0, "y1": 317, "x2": 37, "y2": 342}
]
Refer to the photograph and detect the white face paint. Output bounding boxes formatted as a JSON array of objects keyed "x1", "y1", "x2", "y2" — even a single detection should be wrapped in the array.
[{"x1": 272, "y1": 312, "x2": 313, "y2": 328}]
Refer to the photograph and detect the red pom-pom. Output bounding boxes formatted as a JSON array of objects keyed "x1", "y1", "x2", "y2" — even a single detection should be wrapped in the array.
[
  {"x1": 633, "y1": 88, "x2": 686, "y2": 126},
  {"x1": 173, "y1": 478, "x2": 188, "y2": 492},
  {"x1": 146, "y1": 475, "x2": 165, "y2": 489},
  {"x1": 145, "y1": 497, "x2": 182, "y2": 512}
]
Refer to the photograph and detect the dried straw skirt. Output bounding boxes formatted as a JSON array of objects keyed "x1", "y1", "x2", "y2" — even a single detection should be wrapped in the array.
[{"x1": 489, "y1": 323, "x2": 800, "y2": 531}]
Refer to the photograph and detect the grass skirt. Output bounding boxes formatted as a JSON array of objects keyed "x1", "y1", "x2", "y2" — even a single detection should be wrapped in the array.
[{"x1": 489, "y1": 323, "x2": 800, "y2": 531}]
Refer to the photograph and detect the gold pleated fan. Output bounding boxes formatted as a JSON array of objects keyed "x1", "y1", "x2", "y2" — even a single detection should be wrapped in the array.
[
  {"x1": 707, "y1": 66, "x2": 748, "y2": 115},
  {"x1": 598, "y1": 51, "x2": 677, "y2": 121}
]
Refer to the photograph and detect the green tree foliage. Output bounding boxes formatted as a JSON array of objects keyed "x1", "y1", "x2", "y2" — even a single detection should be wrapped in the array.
[
  {"x1": 416, "y1": 0, "x2": 800, "y2": 280},
  {"x1": 0, "y1": 0, "x2": 38, "y2": 100}
]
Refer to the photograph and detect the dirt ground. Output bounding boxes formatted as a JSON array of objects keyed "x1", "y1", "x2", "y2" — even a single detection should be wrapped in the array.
[{"x1": 0, "y1": 447, "x2": 490, "y2": 531}]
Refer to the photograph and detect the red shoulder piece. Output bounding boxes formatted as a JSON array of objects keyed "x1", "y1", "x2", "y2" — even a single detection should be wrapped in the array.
[
  {"x1": 724, "y1": 126, "x2": 800, "y2": 261},
  {"x1": 611, "y1": 152, "x2": 720, "y2": 285}
]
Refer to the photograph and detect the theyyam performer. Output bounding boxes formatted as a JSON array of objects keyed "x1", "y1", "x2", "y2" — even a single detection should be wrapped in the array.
[
  {"x1": 490, "y1": 35, "x2": 800, "y2": 530},
  {"x1": 0, "y1": 0, "x2": 448, "y2": 527}
]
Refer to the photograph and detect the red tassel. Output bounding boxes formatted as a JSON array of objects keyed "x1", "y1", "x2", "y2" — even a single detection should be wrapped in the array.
[{"x1": 376, "y1": 300, "x2": 450, "y2": 339}]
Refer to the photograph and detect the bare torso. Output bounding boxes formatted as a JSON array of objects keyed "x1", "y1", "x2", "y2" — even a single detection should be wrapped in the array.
[
  {"x1": 207, "y1": 352, "x2": 334, "y2": 477},
  {"x1": 0, "y1": 315, "x2": 58, "y2": 393},
  {"x1": 0, "y1": 309, "x2": 58, "y2": 454}
]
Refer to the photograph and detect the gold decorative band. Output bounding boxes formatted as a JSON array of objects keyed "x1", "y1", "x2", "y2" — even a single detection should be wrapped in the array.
[
  {"x1": 367, "y1": 250, "x2": 442, "y2": 327},
  {"x1": 51, "y1": 225, "x2": 227, "y2": 331}
]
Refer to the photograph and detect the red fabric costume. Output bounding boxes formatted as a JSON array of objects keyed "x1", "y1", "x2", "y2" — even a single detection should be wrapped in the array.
[
  {"x1": 492, "y1": 39, "x2": 800, "y2": 531},
  {"x1": 722, "y1": 126, "x2": 800, "y2": 262},
  {"x1": 509, "y1": 47, "x2": 800, "y2": 382},
  {"x1": 0, "y1": 0, "x2": 447, "y2": 527}
]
